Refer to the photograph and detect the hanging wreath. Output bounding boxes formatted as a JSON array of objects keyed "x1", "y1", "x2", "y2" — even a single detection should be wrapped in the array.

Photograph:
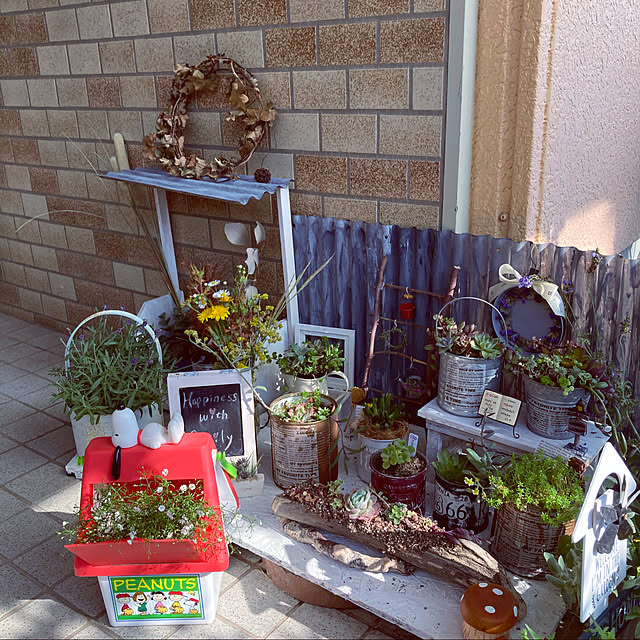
[{"x1": 143, "y1": 55, "x2": 277, "y2": 181}]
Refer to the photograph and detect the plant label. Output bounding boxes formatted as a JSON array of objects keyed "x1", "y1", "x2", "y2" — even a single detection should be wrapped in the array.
[
  {"x1": 478, "y1": 390, "x2": 521, "y2": 426},
  {"x1": 407, "y1": 433, "x2": 419, "y2": 457}
]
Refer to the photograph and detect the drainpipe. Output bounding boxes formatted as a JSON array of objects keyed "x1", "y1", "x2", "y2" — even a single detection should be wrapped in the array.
[{"x1": 441, "y1": 0, "x2": 478, "y2": 234}]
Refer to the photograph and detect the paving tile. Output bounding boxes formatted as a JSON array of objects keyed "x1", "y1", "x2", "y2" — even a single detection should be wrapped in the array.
[
  {"x1": 171, "y1": 615, "x2": 251, "y2": 638},
  {"x1": 107, "y1": 616, "x2": 182, "y2": 638},
  {"x1": 54, "y1": 573, "x2": 106, "y2": 618},
  {"x1": 0, "y1": 595, "x2": 88, "y2": 639},
  {"x1": 220, "y1": 554, "x2": 252, "y2": 592},
  {"x1": 69, "y1": 622, "x2": 119, "y2": 639},
  {"x1": 0, "y1": 446, "x2": 48, "y2": 483},
  {"x1": 0, "y1": 363, "x2": 29, "y2": 385},
  {"x1": 0, "y1": 509, "x2": 59, "y2": 558},
  {"x1": 0, "y1": 433, "x2": 18, "y2": 453},
  {"x1": 0, "y1": 400, "x2": 38, "y2": 424},
  {"x1": 0, "y1": 564, "x2": 44, "y2": 618},
  {"x1": 0, "y1": 335, "x2": 19, "y2": 349},
  {"x1": 217, "y1": 569, "x2": 298, "y2": 636},
  {"x1": 267, "y1": 603, "x2": 368, "y2": 639},
  {"x1": 6, "y1": 462, "x2": 79, "y2": 509},
  {"x1": 43, "y1": 402, "x2": 68, "y2": 422},
  {"x1": 15, "y1": 384, "x2": 59, "y2": 411},
  {"x1": 14, "y1": 535, "x2": 75, "y2": 587},
  {"x1": 12, "y1": 350, "x2": 62, "y2": 373},
  {"x1": 362, "y1": 630, "x2": 394, "y2": 639},
  {"x1": 32, "y1": 473, "x2": 81, "y2": 515},
  {"x1": 27, "y1": 425, "x2": 74, "y2": 459},
  {"x1": 3, "y1": 412, "x2": 63, "y2": 443},
  {"x1": 0, "y1": 486, "x2": 31, "y2": 519}
]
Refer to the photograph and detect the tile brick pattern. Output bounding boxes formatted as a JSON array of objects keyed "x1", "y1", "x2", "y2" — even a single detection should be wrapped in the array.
[{"x1": 0, "y1": 0, "x2": 446, "y2": 329}]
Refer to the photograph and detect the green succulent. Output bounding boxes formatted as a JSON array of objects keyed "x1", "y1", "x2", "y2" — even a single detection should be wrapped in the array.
[
  {"x1": 432, "y1": 315, "x2": 505, "y2": 360},
  {"x1": 276, "y1": 337, "x2": 344, "y2": 378},
  {"x1": 362, "y1": 394, "x2": 407, "y2": 430},
  {"x1": 384, "y1": 503, "x2": 408, "y2": 525},
  {"x1": 432, "y1": 448, "x2": 469, "y2": 484},
  {"x1": 544, "y1": 536, "x2": 581, "y2": 610},
  {"x1": 380, "y1": 439, "x2": 414, "y2": 470},
  {"x1": 345, "y1": 488, "x2": 381, "y2": 520}
]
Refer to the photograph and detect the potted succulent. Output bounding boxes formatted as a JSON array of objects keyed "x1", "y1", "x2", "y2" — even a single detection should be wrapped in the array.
[
  {"x1": 269, "y1": 391, "x2": 338, "y2": 489},
  {"x1": 433, "y1": 309, "x2": 506, "y2": 417},
  {"x1": 62, "y1": 468, "x2": 226, "y2": 565},
  {"x1": 431, "y1": 446, "x2": 508, "y2": 533},
  {"x1": 356, "y1": 393, "x2": 409, "y2": 483},
  {"x1": 230, "y1": 455, "x2": 264, "y2": 498},
  {"x1": 370, "y1": 439, "x2": 428, "y2": 513},
  {"x1": 51, "y1": 310, "x2": 168, "y2": 479},
  {"x1": 467, "y1": 450, "x2": 584, "y2": 577},
  {"x1": 513, "y1": 341, "x2": 612, "y2": 439},
  {"x1": 276, "y1": 337, "x2": 347, "y2": 394}
]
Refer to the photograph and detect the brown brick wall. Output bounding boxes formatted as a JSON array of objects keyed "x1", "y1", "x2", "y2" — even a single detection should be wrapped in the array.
[{"x1": 0, "y1": 0, "x2": 447, "y2": 329}]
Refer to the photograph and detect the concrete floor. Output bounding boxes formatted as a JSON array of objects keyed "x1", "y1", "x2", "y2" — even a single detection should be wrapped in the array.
[{"x1": 0, "y1": 311, "x2": 419, "y2": 640}]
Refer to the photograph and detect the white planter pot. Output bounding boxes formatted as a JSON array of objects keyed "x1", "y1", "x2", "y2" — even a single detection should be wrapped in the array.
[
  {"x1": 66, "y1": 405, "x2": 162, "y2": 479},
  {"x1": 231, "y1": 473, "x2": 265, "y2": 498},
  {"x1": 357, "y1": 433, "x2": 407, "y2": 484}
]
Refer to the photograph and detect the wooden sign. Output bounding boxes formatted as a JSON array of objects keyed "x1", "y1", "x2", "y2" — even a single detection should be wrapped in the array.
[
  {"x1": 167, "y1": 370, "x2": 256, "y2": 463},
  {"x1": 572, "y1": 443, "x2": 637, "y2": 622},
  {"x1": 478, "y1": 390, "x2": 521, "y2": 426}
]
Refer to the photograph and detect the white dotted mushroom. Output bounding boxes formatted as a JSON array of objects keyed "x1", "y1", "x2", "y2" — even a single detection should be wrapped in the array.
[{"x1": 460, "y1": 582, "x2": 519, "y2": 639}]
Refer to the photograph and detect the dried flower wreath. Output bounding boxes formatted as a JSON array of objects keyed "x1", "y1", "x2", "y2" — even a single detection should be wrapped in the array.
[{"x1": 143, "y1": 54, "x2": 277, "y2": 181}]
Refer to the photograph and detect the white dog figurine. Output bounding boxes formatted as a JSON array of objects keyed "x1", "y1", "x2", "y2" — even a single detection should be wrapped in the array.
[{"x1": 111, "y1": 406, "x2": 185, "y2": 450}]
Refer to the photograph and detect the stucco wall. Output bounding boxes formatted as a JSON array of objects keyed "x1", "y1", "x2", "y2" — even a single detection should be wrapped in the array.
[{"x1": 471, "y1": 0, "x2": 640, "y2": 255}]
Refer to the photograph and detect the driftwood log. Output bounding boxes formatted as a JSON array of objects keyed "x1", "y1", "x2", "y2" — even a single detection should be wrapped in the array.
[
  {"x1": 273, "y1": 494, "x2": 499, "y2": 587},
  {"x1": 282, "y1": 520, "x2": 413, "y2": 575}
]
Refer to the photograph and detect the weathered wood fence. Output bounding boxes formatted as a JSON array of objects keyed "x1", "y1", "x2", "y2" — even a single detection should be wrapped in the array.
[{"x1": 292, "y1": 216, "x2": 640, "y2": 427}]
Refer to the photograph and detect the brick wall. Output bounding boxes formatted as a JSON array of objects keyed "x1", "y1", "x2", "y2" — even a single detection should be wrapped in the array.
[{"x1": 0, "y1": 0, "x2": 447, "y2": 331}]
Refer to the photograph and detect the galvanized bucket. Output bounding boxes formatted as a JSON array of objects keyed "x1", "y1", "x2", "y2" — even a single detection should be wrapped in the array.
[
  {"x1": 523, "y1": 376, "x2": 584, "y2": 439},
  {"x1": 436, "y1": 297, "x2": 507, "y2": 417},
  {"x1": 269, "y1": 392, "x2": 338, "y2": 489}
]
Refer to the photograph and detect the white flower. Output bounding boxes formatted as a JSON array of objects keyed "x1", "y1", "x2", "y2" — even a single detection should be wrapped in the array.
[
  {"x1": 158, "y1": 505, "x2": 166, "y2": 512},
  {"x1": 179, "y1": 484, "x2": 187, "y2": 492},
  {"x1": 156, "y1": 486, "x2": 163, "y2": 494},
  {"x1": 166, "y1": 510, "x2": 174, "y2": 520},
  {"x1": 188, "y1": 483, "x2": 196, "y2": 491},
  {"x1": 161, "y1": 468, "x2": 169, "y2": 476},
  {"x1": 133, "y1": 506, "x2": 141, "y2": 512},
  {"x1": 127, "y1": 539, "x2": 133, "y2": 545},
  {"x1": 211, "y1": 289, "x2": 230, "y2": 299},
  {"x1": 207, "y1": 280, "x2": 220, "y2": 287},
  {"x1": 129, "y1": 531, "x2": 136, "y2": 539},
  {"x1": 181, "y1": 524, "x2": 194, "y2": 536},
  {"x1": 196, "y1": 510, "x2": 204, "y2": 518}
]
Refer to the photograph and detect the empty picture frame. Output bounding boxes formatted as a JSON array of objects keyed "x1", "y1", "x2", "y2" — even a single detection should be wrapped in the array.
[{"x1": 294, "y1": 323, "x2": 355, "y2": 389}]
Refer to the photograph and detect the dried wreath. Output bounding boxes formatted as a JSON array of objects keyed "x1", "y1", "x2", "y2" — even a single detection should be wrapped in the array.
[{"x1": 143, "y1": 54, "x2": 277, "y2": 181}]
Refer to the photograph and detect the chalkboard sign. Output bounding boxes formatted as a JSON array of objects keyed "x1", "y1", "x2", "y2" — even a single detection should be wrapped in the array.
[{"x1": 167, "y1": 369, "x2": 256, "y2": 464}]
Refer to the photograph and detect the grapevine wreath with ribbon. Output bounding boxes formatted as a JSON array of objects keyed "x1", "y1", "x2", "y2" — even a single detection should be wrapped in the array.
[{"x1": 144, "y1": 55, "x2": 277, "y2": 181}]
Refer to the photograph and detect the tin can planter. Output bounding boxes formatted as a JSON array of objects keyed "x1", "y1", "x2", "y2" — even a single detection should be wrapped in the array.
[
  {"x1": 399, "y1": 302, "x2": 416, "y2": 319},
  {"x1": 490, "y1": 502, "x2": 574, "y2": 578},
  {"x1": 438, "y1": 351, "x2": 503, "y2": 417},
  {"x1": 269, "y1": 392, "x2": 339, "y2": 489},
  {"x1": 357, "y1": 433, "x2": 403, "y2": 484},
  {"x1": 523, "y1": 376, "x2": 584, "y2": 439},
  {"x1": 433, "y1": 471, "x2": 489, "y2": 533},
  {"x1": 370, "y1": 451, "x2": 427, "y2": 513}
]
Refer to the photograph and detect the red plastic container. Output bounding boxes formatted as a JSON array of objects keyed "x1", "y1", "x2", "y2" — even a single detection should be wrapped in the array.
[
  {"x1": 370, "y1": 451, "x2": 427, "y2": 513},
  {"x1": 399, "y1": 302, "x2": 416, "y2": 319}
]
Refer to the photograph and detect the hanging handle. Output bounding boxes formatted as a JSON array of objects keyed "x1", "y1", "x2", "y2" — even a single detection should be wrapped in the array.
[{"x1": 435, "y1": 296, "x2": 509, "y2": 347}]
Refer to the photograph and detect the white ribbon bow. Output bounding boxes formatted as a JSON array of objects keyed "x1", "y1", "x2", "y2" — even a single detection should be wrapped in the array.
[{"x1": 488, "y1": 264, "x2": 565, "y2": 317}]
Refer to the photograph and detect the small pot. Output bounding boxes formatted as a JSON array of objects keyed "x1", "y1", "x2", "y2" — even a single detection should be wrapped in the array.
[
  {"x1": 357, "y1": 432, "x2": 405, "y2": 484},
  {"x1": 399, "y1": 302, "x2": 416, "y2": 319},
  {"x1": 370, "y1": 451, "x2": 427, "y2": 513},
  {"x1": 433, "y1": 471, "x2": 489, "y2": 533}
]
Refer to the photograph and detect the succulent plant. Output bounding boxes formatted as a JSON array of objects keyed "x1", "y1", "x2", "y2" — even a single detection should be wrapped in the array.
[
  {"x1": 362, "y1": 394, "x2": 407, "y2": 430},
  {"x1": 432, "y1": 316, "x2": 505, "y2": 360},
  {"x1": 345, "y1": 488, "x2": 381, "y2": 520},
  {"x1": 380, "y1": 439, "x2": 415, "y2": 470}
]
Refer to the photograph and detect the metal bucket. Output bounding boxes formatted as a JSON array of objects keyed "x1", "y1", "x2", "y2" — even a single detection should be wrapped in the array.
[
  {"x1": 433, "y1": 471, "x2": 489, "y2": 533},
  {"x1": 437, "y1": 351, "x2": 503, "y2": 417},
  {"x1": 524, "y1": 376, "x2": 584, "y2": 439},
  {"x1": 269, "y1": 392, "x2": 338, "y2": 489}
]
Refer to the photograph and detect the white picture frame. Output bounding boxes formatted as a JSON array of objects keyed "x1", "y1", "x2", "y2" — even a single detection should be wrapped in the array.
[
  {"x1": 294, "y1": 323, "x2": 355, "y2": 390},
  {"x1": 167, "y1": 369, "x2": 256, "y2": 464}
]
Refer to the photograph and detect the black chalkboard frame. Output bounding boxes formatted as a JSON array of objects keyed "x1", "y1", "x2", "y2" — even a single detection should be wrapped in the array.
[{"x1": 167, "y1": 369, "x2": 256, "y2": 464}]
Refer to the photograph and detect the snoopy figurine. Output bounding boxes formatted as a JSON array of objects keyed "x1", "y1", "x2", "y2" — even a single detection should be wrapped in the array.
[{"x1": 110, "y1": 405, "x2": 185, "y2": 479}]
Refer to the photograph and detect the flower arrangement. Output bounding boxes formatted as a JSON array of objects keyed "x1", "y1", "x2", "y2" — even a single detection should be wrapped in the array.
[
  {"x1": 61, "y1": 468, "x2": 224, "y2": 558},
  {"x1": 51, "y1": 313, "x2": 169, "y2": 424},
  {"x1": 270, "y1": 391, "x2": 333, "y2": 423},
  {"x1": 183, "y1": 264, "x2": 282, "y2": 370},
  {"x1": 433, "y1": 316, "x2": 505, "y2": 360},
  {"x1": 276, "y1": 337, "x2": 344, "y2": 379},
  {"x1": 466, "y1": 451, "x2": 584, "y2": 526}
]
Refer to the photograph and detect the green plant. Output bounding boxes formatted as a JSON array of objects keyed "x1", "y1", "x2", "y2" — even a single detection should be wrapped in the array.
[
  {"x1": 361, "y1": 394, "x2": 407, "y2": 431},
  {"x1": 232, "y1": 455, "x2": 261, "y2": 480},
  {"x1": 271, "y1": 391, "x2": 333, "y2": 423},
  {"x1": 384, "y1": 503, "x2": 409, "y2": 525},
  {"x1": 432, "y1": 316, "x2": 505, "y2": 360},
  {"x1": 544, "y1": 535, "x2": 582, "y2": 610},
  {"x1": 276, "y1": 337, "x2": 344, "y2": 379},
  {"x1": 432, "y1": 448, "x2": 469, "y2": 484},
  {"x1": 464, "y1": 446, "x2": 510, "y2": 485},
  {"x1": 345, "y1": 488, "x2": 381, "y2": 520},
  {"x1": 468, "y1": 451, "x2": 584, "y2": 526},
  {"x1": 60, "y1": 468, "x2": 223, "y2": 558},
  {"x1": 521, "y1": 625, "x2": 555, "y2": 640},
  {"x1": 380, "y1": 439, "x2": 415, "y2": 470},
  {"x1": 51, "y1": 314, "x2": 171, "y2": 424}
]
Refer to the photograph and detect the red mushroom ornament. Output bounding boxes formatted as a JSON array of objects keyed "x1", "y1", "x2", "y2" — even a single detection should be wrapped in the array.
[{"x1": 460, "y1": 582, "x2": 519, "y2": 639}]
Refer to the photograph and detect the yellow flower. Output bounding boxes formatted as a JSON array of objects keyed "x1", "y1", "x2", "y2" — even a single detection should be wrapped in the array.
[
  {"x1": 198, "y1": 305, "x2": 229, "y2": 322},
  {"x1": 218, "y1": 294, "x2": 231, "y2": 303}
]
